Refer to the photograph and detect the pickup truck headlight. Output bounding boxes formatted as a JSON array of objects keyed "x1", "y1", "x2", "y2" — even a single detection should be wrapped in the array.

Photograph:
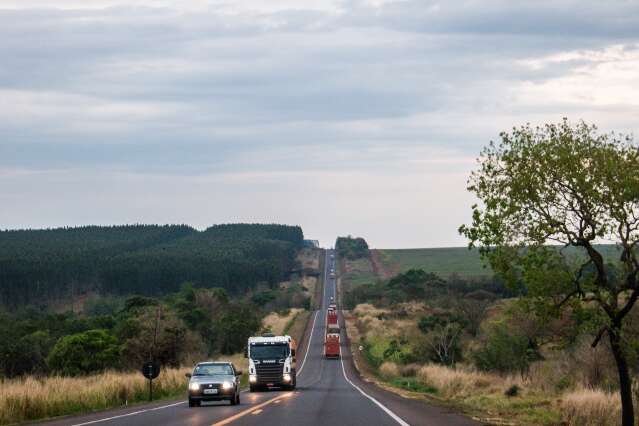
[
  {"x1": 189, "y1": 382, "x2": 199, "y2": 391},
  {"x1": 222, "y1": 381, "x2": 233, "y2": 390},
  {"x1": 249, "y1": 374, "x2": 257, "y2": 383},
  {"x1": 283, "y1": 373, "x2": 291, "y2": 382}
]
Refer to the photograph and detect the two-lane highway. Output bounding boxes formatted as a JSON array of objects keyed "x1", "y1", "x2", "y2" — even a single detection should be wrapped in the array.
[{"x1": 40, "y1": 249, "x2": 480, "y2": 426}]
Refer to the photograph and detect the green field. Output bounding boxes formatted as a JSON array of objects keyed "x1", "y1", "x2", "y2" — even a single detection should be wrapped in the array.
[
  {"x1": 378, "y1": 245, "x2": 622, "y2": 278},
  {"x1": 378, "y1": 247, "x2": 491, "y2": 277},
  {"x1": 340, "y1": 257, "x2": 378, "y2": 287}
]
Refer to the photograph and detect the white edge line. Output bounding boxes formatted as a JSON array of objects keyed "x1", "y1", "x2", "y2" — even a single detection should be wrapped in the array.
[
  {"x1": 297, "y1": 309, "x2": 318, "y2": 376},
  {"x1": 70, "y1": 401, "x2": 185, "y2": 426},
  {"x1": 339, "y1": 350, "x2": 410, "y2": 426}
]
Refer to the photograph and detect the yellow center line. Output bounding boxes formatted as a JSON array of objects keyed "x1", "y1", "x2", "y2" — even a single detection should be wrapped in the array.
[
  {"x1": 251, "y1": 409, "x2": 263, "y2": 415},
  {"x1": 211, "y1": 393, "x2": 295, "y2": 426}
]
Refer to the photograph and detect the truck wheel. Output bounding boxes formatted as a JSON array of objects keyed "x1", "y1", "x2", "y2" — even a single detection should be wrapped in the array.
[
  {"x1": 230, "y1": 393, "x2": 238, "y2": 405},
  {"x1": 188, "y1": 398, "x2": 198, "y2": 408},
  {"x1": 249, "y1": 384, "x2": 258, "y2": 392}
]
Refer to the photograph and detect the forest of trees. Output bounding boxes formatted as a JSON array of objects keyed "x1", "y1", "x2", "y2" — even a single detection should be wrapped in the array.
[
  {"x1": 0, "y1": 284, "x2": 263, "y2": 378},
  {"x1": 0, "y1": 224, "x2": 304, "y2": 308},
  {"x1": 335, "y1": 236, "x2": 369, "y2": 260}
]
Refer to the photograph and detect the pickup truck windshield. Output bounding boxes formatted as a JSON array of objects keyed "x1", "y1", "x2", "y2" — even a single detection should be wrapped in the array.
[
  {"x1": 193, "y1": 364, "x2": 234, "y2": 376},
  {"x1": 250, "y1": 344, "x2": 289, "y2": 359}
]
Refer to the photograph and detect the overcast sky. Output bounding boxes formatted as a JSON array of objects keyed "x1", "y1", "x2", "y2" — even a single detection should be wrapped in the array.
[{"x1": 1, "y1": 1, "x2": 638, "y2": 248}]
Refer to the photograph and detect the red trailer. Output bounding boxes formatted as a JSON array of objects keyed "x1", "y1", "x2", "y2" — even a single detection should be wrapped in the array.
[
  {"x1": 324, "y1": 333, "x2": 340, "y2": 358},
  {"x1": 327, "y1": 310, "x2": 338, "y2": 327}
]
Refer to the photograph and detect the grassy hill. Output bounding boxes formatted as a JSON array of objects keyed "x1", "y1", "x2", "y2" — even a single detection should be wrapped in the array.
[
  {"x1": 376, "y1": 247, "x2": 491, "y2": 278},
  {"x1": 377, "y1": 245, "x2": 622, "y2": 278}
]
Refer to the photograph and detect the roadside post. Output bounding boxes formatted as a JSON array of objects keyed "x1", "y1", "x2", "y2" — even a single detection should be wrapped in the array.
[{"x1": 142, "y1": 361, "x2": 161, "y2": 401}]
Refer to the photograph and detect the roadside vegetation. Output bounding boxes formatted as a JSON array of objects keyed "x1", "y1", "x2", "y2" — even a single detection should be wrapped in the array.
[
  {"x1": 342, "y1": 120, "x2": 639, "y2": 425},
  {"x1": 0, "y1": 367, "x2": 190, "y2": 425}
]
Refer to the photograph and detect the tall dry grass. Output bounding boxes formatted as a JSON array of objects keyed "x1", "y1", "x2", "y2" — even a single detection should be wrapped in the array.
[
  {"x1": 561, "y1": 387, "x2": 621, "y2": 426},
  {"x1": 379, "y1": 362, "x2": 400, "y2": 380},
  {"x1": 262, "y1": 308, "x2": 304, "y2": 335},
  {"x1": 416, "y1": 364, "x2": 513, "y2": 398},
  {"x1": 0, "y1": 367, "x2": 190, "y2": 425}
]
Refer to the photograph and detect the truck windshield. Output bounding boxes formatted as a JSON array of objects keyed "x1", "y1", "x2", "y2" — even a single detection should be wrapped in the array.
[{"x1": 250, "y1": 344, "x2": 289, "y2": 359}]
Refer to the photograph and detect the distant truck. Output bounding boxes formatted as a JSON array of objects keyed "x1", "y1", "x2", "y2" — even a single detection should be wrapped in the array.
[
  {"x1": 325, "y1": 309, "x2": 340, "y2": 358},
  {"x1": 324, "y1": 333, "x2": 340, "y2": 358},
  {"x1": 246, "y1": 334, "x2": 296, "y2": 391}
]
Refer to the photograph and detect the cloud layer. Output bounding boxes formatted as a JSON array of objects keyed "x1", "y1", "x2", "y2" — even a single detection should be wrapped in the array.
[{"x1": 1, "y1": 0, "x2": 638, "y2": 247}]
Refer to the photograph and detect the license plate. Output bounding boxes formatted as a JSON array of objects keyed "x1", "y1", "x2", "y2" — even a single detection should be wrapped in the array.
[{"x1": 203, "y1": 389, "x2": 218, "y2": 394}]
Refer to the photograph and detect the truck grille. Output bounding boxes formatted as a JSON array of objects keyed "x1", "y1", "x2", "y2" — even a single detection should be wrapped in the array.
[{"x1": 255, "y1": 364, "x2": 284, "y2": 383}]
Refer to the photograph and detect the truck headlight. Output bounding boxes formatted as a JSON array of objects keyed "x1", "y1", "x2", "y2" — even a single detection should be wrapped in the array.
[
  {"x1": 189, "y1": 382, "x2": 199, "y2": 391},
  {"x1": 249, "y1": 374, "x2": 257, "y2": 383},
  {"x1": 222, "y1": 381, "x2": 233, "y2": 390},
  {"x1": 283, "y1": 373, "x2": 291, "y2": 382}
]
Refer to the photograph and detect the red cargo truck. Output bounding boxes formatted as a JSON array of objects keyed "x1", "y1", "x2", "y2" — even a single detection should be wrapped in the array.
[
  {"x1": 325, "y1": 333, "x2": 340, "y2": 358},
  {"x1": 325, "y1": 309, "x2": 340, "y2": 358},
  {"x1": 327, "y1": 310, "x2": 338, "y2": 327}
]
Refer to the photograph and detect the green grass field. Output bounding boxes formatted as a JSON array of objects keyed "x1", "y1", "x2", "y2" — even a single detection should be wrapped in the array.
[
  {"x1": 378, "y1": 247, "x2": 491, "y2": 277},
  {"x1": 340, "y1": 257, "x2": 379, "y2": 287},
  {"x1": 378, "y1": 245, "x2": 621, "y2": 278}
]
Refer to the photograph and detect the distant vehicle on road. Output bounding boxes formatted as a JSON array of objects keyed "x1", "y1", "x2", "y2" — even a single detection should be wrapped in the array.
[
  {"x1": 246, "y1": 334, "x2": 297, "y2": 391},
  {"x1": 325, "y1": 308, "x2": 340, "y2": 358},
  {"x1": 186, "y1": 362, "x2": 241, "y2": 407}
]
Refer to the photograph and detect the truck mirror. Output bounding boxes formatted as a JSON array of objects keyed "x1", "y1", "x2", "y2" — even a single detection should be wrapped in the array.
[
  {"x1": 185, "y1": 373, "x2": 191, "y2": 378},
  {"x1": 236, "y1": 370, "x2": 243, "y2": 376},
  {"x1": 244, "y1": 347, "x2": 248, "y2": 358},
  {"x1": 291, "y1": 349, "x2": 296, "y2": 356}
]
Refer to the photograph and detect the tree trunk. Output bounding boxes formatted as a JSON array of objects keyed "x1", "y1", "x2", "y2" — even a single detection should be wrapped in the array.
[{"x1": 609, "y1": 330, "x2": 634, "y2": 426}]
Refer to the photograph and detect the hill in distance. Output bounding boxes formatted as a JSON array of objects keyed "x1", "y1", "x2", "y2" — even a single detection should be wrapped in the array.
[{"x1": 375, "y1": 244, "x2": 622, "y2": 278}]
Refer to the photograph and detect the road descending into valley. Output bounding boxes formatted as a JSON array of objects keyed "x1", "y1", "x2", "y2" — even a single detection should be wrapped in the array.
[{"x1": 41, "y1": 250, "x2": 480, "y2": 426}]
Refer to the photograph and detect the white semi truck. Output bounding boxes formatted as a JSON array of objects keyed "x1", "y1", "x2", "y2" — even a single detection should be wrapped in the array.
[{"x1": 246, "y1": 334, "x2": 297, "y2": 391}]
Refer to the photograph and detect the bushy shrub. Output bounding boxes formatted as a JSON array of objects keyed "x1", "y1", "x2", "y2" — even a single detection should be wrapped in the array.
[
  {"x1": 472, "y1": 324, "x2": 539, "y2": 375},
  {"x1": 47, "y1": 329, "x2": 121, "y2": 376}
]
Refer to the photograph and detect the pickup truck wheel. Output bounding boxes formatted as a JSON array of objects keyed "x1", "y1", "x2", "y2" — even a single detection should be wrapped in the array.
[
  {"x1": 249, "y1": 384, "x2": 258, "y2": 392},
  {"x1": 236, "y1": 393, "x2": 241, "y2": 404},
  {"x1": 188, "y1": 398, "x2": 197, "y2": 408},
  {"x1": 230, "y1": 394, "x2": 237, "y2": 406}
]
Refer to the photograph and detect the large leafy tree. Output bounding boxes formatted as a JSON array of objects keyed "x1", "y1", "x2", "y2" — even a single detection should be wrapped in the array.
[{"x1": 460, "y1": 119, "x2": 639, "y2": 426}]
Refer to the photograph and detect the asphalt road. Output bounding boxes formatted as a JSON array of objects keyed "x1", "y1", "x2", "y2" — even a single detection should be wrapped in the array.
[{"x1": 39, "y1": 250, "x2": 480, "y2": 426}]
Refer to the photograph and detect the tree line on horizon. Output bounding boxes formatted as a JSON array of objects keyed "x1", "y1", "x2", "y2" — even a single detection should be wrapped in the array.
[{"x1": 0, "y1": 223, "x2": 304, "y2": 308}]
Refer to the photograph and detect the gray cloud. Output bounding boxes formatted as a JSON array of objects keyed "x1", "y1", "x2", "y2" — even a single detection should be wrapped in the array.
[{"x1": 1, "y1": 0, "x2": 638, "y2": 246}]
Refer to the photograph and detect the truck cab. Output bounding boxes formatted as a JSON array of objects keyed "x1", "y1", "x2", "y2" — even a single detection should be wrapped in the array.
[{"x1": 246, "y1": 334, "x2": 296, "y2": 391}]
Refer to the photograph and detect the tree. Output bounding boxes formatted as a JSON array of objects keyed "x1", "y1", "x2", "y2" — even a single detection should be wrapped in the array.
[
  {"x1": 473, "y1": 323, "x2": 538, "y2": 376},
  {"x1": 47, "y1": 329, "x2": 121, "y2": 375},
  {"x1": 460, "y1": 119, "x2": 639, "y2": 426}
]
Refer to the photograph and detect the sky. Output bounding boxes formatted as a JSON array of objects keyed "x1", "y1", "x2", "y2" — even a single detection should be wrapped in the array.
[{"x1": 1, "y1": 0, "x2": 638, "y2": 248}]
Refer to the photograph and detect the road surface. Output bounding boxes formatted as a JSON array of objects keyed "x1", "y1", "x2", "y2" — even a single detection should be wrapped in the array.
[{"x1": 39, "y1": 250, "x2": 480, "y2": 426}]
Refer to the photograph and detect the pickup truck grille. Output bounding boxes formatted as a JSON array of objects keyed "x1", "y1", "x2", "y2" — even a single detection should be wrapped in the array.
[
  {"x1": 196, "y1": 383, "x2": 220, "y2": 391},
  {"x1": 255, "y1": 364, "x2": 284, "y2": 383}
]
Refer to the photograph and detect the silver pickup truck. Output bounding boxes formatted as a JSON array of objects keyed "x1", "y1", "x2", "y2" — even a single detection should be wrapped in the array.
[{"x1": 186, "y1": 362, "x2": 242, "y2": 407}]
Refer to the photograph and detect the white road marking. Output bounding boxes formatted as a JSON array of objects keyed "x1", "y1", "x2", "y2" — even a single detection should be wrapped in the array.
[
  {"x1": 334, "y1": 246, "x2": 409, "y2": 426},
  {"x1": 339, "y1": 353, "x2": 410, "y2": 426},
  {"x1": 69, "y1": 401, "x2": 186, "y2": 426},
  {"x1": 297, "y1": 309, "x2": 318, "y2": 376}
]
